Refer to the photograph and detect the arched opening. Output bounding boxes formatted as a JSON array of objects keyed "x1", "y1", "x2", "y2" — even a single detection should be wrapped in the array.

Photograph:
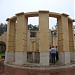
[{"x1": 0, "y1": 41, "x2": 6, "y2": 59}]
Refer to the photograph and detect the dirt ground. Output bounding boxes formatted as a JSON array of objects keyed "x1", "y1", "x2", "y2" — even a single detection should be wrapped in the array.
[
  {"x1": 0, "y1": 60, "x2": 5, "y2": 75},
  {"x1": 0, "y1": 67, "x2": 5, "y2": 75}
]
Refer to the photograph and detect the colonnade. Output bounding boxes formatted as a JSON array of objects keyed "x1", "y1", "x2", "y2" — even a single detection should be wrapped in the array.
[{"x1": 5, "y1": 10, "x2": 75, "y2": 66}]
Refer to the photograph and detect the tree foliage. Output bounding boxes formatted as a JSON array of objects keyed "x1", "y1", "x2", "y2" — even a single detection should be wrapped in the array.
[
  {"x1": 0, "y1": 23, "x2": 38, "y2": 36},
  {"x1": 0, "y1": 23, "x2": 7, "y2": 36},
  {"x1": 52, "y1": 32, "x2": 57, "y2": 37},
  {"x1": 28, "y1": 24, "x2": 38, "y2": 30}
]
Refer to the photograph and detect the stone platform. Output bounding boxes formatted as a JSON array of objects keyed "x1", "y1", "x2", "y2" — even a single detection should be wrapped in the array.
[
  {"x1": 5, "y1": 62, "x2": 75, "y2": 70},
  {"x1": 4, "y1": 63, "x2": 75, "y2": 75}
]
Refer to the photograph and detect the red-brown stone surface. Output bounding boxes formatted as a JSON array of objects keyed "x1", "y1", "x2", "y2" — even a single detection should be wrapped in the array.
[
  {"x1": 0, "y1": 67, "x2": 5, "y2": 75},
  {"x1": 0, "y1": 63, "x2": 75, "y2": 75},
  {"x1": 4, "y1": 66, "x2": 75, "y2": 75}
]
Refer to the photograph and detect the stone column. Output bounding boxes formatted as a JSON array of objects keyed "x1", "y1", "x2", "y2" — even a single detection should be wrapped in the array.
[
  {"x1": 27, "y1": 30, "x2": 30, "y2": 51},
  {"x1": 68, "y1": 19, "x2": 74, "y2": 62},
  {"x1": 49, "y1": 30, "x2": 53, "y2": 47},
  {"x1": 57, "y1": 14, "x2": 70, "y2": 64},
  {"x1": 15, "y1": 12, "x2": 28, "y2": 65},
  {"x1": 39, "y1": 11, "x2": 50, "y2": 66},
  {"x1": 53, "y1": 35, "x2": 57, "y2": 47},
  {"x1": 5, "y1": 18, "x2": 15, "y2": 63}
]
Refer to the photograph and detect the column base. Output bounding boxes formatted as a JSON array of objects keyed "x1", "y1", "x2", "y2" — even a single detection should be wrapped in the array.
[
  {"x1": 73, "y1": 51, "x2": 75, "y2": 61},
  {"x1": 5, "y1": 51, "x2": 15, "y2": 63},
  {"x1": 70, "y1": 51, "x2": 75, "y2": 62},
  {"x1": 70, "y1": 51, "x2": 74, "y2": 62},
  {"x1": 59, "y1": 51, "x2": 70, "y2": 65},
  {"x1": 35, "y1": 52, "x2": 40, "y2": 63},
  {"x1": 40, "y1": 52, "x2": 49, "y2": 66},
  {"x1": 15, "y1": 51, "x2": 27, "y2": 65},
  {"x1": 32, "y1": 52, "x2": 35, "y2": 63}
]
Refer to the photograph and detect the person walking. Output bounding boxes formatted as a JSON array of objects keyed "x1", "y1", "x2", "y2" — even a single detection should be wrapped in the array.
[
  {"x1": 56, "y1": 46, "x2": 59, "y2": 62},
  {"x1": 49, "y1": 47, "x2": 52, "y2": 63},
  {"x1": 50, "y1": 46, "x2": 56, "y2": 64}
]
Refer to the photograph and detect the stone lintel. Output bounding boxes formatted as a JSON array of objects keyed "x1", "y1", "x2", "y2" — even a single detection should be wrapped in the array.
[
  {"x1": 25, "y1": 12, "x2": 38, "y2": 17},
  {"x1": 49, "y1": 12, "x2": 61, "y2": 18},
  {"x1": 61, "y1": 13, "x2": 69, "y2": 17},
  {"x1": 16, "y1": 12, "x2": 24, "y2": 16}
]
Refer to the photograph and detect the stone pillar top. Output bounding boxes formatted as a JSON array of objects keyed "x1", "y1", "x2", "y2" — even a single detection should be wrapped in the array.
[
  {"x1": 73, "y1": 19, "x2": 75, "y2": 22},
  {"x1": 15, "y1": 12, "x2": 24, "y2": 16},
  {"x1": 61, "y1": 13, "x2": 69, "y2": 17},
  {"x1": 6, "y1": 18, "x2": 10, "y2": 21},
  {"x1": 10, "y1": 16, "x2": 17, "y2": 21},
  {"x1": 68, "y1": 17, "x2": 75, "y2": 23},
  {"x1": 6, "y1": 16, "x2": 17, "y2": 22},
  {"x1": 39, "y1": 10, "x2": 49, "y2": 13}
]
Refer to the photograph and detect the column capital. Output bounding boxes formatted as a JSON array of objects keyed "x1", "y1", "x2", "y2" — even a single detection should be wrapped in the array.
[
  {"x1": 15, "y1": 12, "x2": 24, "y2": 16},
  {"x1": 61, "y1": 13, "x2": 69, "y2": 17}
]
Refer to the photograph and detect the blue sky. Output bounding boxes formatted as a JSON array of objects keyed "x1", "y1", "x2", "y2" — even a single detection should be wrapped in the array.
[{"x1": 0, "y1": 0, "x2": 74, "y2": 28}]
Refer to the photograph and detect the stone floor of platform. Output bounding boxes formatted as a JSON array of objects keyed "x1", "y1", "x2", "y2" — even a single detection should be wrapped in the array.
[{"x1": 4, "y1": 61, "x2": 75, "y2": 70}]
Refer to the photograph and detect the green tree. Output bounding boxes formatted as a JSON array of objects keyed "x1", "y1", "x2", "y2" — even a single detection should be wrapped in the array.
[
  {"x1": 28, "y1": 24, "x2": 38, "y2": 30},
  {"x1": 0, "y1": 23, "x2": 7, "y2": 35}
]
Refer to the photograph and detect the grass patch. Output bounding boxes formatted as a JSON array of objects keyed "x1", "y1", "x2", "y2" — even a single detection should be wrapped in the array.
[{"x1": 0, "y1": 52, "x2": 5, "y2": 57}]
